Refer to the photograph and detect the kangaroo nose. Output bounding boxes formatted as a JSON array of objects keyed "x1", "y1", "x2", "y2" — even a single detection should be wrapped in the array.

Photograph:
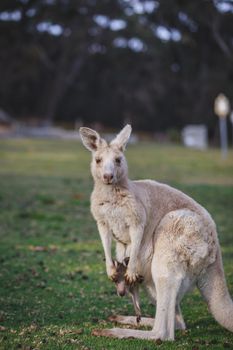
[
  {"x1": 117, "y1": 289, "x2": 126, "y2": 297},
  {"x1": 117, "y1": 290, "x2": 125, "y2": 297},
  {"x1": 103, "y1": 173, "x2": 113, "y2": 182}
]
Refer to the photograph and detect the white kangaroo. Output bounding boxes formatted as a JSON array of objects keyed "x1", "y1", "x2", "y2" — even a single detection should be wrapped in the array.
[{"x1": 79, "y1": 125, "x2": 233, "y2": 341}]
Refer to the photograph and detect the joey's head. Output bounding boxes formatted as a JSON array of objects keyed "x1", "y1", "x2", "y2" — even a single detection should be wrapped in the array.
[
  {"x1": 79, "y1": 125, "x2": 132, "y2": 186},
  {"x1": 113, "y1": 258, "x2": 129, "y2": 297}
]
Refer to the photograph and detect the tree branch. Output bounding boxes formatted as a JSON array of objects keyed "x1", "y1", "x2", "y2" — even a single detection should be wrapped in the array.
[{"x1": 212, "y1": 17, "x2": 233, "y2": 61}]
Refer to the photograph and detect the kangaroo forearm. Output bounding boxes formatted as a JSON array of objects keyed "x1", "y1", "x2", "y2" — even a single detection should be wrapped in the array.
[
  {"x1": 116, "y1": 242, "x2": 127, "y2": 263},
  {"x1": 128, "y1": 228, "x2": 144, "y2": 270},
  {"x1": 97, "y1": 222, "x2": 113, "y2": 269}
]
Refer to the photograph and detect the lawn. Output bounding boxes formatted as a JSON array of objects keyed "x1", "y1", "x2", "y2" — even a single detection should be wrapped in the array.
[{"x1": 0, "y1": 138, "x2": 233, "y2": 350}]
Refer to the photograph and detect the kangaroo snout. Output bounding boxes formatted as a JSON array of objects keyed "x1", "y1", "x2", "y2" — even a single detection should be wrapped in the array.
[
  {"x1": 116, "y1": 281, "x2": 126, "y2": 297},
  {"x1": 117, "y1": 289, "x2": 126, "y2": 297},
  {"x1": 103, "y1": 173, "x2": 114, "y2": 184}
]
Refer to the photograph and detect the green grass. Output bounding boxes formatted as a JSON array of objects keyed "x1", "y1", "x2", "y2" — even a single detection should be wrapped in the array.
[{"x1": 0, "y1": 138, "x2": 233, "y2": 350}]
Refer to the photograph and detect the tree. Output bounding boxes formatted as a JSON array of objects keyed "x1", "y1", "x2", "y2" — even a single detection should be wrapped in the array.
[{"x1": 0, "y1": 0, "x2": 232, "y2": 133}]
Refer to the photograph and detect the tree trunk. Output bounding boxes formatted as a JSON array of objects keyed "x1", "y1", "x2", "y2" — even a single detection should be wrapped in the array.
[{"x1": 43, "y1": 39, "x2": 86, "y2": 125}]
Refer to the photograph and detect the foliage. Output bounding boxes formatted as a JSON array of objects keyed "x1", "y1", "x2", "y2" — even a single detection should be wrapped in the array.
[
  {"x1": 0, "y1": 139, "x2": 233, "y2": 349},
  {"x1": 0, "y1": 1, "x2": 233, "y2": 133}
]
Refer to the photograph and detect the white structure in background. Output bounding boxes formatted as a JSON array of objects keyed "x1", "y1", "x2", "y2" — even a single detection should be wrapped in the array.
[{"x1": 182, "y1": 125, "x2": 208, "y2": 150}]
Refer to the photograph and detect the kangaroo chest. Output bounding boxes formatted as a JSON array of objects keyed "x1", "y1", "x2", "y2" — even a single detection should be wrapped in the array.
[{"x1": 97, "y1": 200, "x2": 132, "y2": 244}]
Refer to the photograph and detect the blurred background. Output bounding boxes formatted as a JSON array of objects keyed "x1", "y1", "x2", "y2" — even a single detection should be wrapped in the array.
[{"x1": 0, "y1": 0, "x2": 233, "y2": 144}]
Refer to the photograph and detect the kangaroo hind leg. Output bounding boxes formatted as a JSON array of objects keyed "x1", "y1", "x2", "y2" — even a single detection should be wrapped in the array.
[
  {"x1": 108, "y1": 315, "x2": 154, "y2": 327},
  {"x1": 151, "y1": 232, "x2": 185, "y2": 340},
  {"x1": 152, "y1": 271, "x2": 183, "y2": 340}
]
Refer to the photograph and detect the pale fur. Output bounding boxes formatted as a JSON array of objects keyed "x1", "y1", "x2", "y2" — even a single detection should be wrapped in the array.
[{"x1": 79, "y1": 125, "x2": 233, "y2": 341}]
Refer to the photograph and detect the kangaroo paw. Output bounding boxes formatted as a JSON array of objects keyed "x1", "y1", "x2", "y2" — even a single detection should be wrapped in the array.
[{"x1": 125, "y1": 272, "x2": 144, "y2": 285}]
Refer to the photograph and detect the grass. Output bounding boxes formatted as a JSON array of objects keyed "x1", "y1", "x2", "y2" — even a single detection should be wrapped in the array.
[{"x1": 0, "y1": 138, "x2": 233, "y2": 350}]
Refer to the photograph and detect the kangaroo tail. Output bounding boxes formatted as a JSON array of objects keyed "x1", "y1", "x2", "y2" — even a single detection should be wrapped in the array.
[{"x1": 197, "y1": 247, "x2": 233, "y2": 332}]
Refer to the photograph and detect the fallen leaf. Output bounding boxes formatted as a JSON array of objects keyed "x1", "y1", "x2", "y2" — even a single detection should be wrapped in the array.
[
  {"x1": 19, "y1": 323, "x2": 38, "y2": 335},
  {"x1": 28, "y1": 245, "x2": 58, "y2": 252},
  {"x1": 59, "y1": 328, "x2": 83, "y2": 336},
  {"x1": 49, "y1": 245, "x2": 58, "y2": 252},
  {"x1": 30, "y1": 268, "x2": 39, "y2": 277},
  {"x1": 36, "y1": 281, "x2": 46, "y2": 289},
  {"x1": 69, "y1": 339, "x2": 78, "y2": 344},
  {"x1": 73, "y1": 193, "x2": 84, "y2": 200},
  {"x1": 29, "y1": 246, "x2": 47, "y2": 252}
]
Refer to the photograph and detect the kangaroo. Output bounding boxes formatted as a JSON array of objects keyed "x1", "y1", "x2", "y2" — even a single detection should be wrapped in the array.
[
  {"x1": 79, "y1": 125, "x2": 233, "y2": 341},
  {"x1": 112, "y1": 258, "x2": 142, "y2": 323}
]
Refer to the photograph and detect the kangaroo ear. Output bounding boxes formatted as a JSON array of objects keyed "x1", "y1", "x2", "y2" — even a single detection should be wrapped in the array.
[
  {"x1": 79, "y1": 127, "x2": 103, "y2": 152},
  {"x1": 110, "y1": 124, "x2": 132, "y2": 151},
  {"x1": 123, "y1": 257, "x2": 130, "y2": 267},
  {"x1": 113, "y1": 259, "x2": 119, "y2": 268}
]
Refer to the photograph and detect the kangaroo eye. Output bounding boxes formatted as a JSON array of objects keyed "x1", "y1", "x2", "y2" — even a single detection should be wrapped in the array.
[
  {"x1": 95, "y1": 157, "x2": 102, "y2": 164},
  {"x1": 115, "y1": 157, "x2": 121, "y2": 165}
]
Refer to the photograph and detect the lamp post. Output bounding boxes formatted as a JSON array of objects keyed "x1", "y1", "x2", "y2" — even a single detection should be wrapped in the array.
[
  {"x1": 214, "y1": 94, "x2": 230, "y2": 158},
  {"x1": 230, "y1": 111, "x2": 233, "y2": 147}
]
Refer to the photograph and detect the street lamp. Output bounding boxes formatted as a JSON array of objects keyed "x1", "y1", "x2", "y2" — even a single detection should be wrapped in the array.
[
  {"x1": 214, "y1": 93, "x2": 230, "y2": 158},
  {"x1": 230, "y1": 111, "x2": 233, "y2": 147}
]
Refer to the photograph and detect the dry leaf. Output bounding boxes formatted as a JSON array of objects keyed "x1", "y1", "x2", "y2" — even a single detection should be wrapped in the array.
[
  {"x1": 28, "y1": 245, "x2": 57, "y2": 252},
  {"x1": 29, "y1": 245, "x2": 48, "y2": 252},
  {"x1": 59, "y1": 328, "x2": 83, "y2": 336},
  {"x1": 73, "y1": 193, "x2": 84, "y2": 200}
]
